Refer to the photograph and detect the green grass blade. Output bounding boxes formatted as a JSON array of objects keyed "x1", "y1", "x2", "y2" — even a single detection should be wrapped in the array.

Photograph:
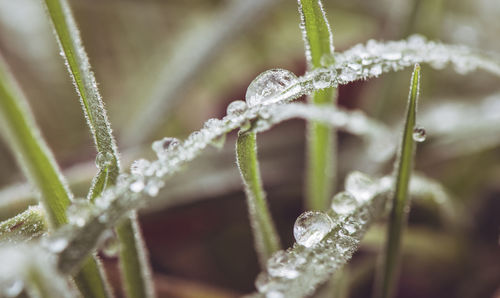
[
  {"x1": 0, "y1": 205, "x2": 47, "y2": 243},
  {"x1": 374, "y1": 64, "x2": 421, "y2": 298},
  {"x1": 236, "y1": 131, "x2": 281, "y2": 267},
  {"x1": 42, "y1": 0, "x2": 155, "y2": 296},
  {"x1": 0, "y1": 54, "x2": 112, "y2": 298},
  {"x1": 298, "y1": 0, "x2": 338, "y2": 210},
  {"x1": 0, "y1": 55, "x2": 71, "y2": 228}
]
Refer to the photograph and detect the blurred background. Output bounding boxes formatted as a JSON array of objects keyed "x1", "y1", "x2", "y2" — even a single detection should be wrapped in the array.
[{"x1": 0, "y1": 0, "x2": 499, "y2": 297}]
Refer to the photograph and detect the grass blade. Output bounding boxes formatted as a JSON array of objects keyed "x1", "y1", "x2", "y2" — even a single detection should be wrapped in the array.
[
  {"x1": 298, "y1": 0, "x2": 338, "y2": 210},
  {"x1": 236, "y1": 131, "x2": 281, "y2": 267},
  {"x1": 0, "y1": 54, "x2": 112, "y2": 298},
  {"x1": 0, "y1": 205, "x2": 47, "y2": 243},
  {"x1": 42, "y1": 0, "x2": 155, "y2": 296},
  {"x1": 374, "y1": 63, "x2": 421, "y2": 298}
]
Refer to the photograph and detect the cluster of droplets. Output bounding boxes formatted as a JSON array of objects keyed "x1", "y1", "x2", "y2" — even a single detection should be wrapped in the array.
[{"x1": 254, "y1": 172, "x2": 388, "y2": 298}]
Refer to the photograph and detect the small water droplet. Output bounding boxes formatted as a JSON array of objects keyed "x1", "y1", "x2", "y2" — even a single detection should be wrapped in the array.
[
  {"x1": 267, "y1": 291, "x2": 284, "y2": 298},
  {"x1": 210, "y1": 133, "x2": 227, "y2": 149},
  {"x1": 152, "y1": 137, "x2": 180, "y2": 159},
  {"x1": 312, "y1": 69, "x2": 337, "y2": 89},
  {"x1": 67, "y1": 198, "x2": 93, "y2": 227},
  {"x1": 129, "y1": 179, "x2": 145, "y2": 193},
  {"x1": 101, "y1": 233, "x2": 119, "y2": 258},
  {"x1": 370, "y1": 64, "x2": 382, "y2": 76},
  {"x1": 95, "y1": 152, "x2": 113, "y2": 169},
  {"x1": 203, "y1": 118, "x2": 220, "y2": 130},
  {"x1": 320, "y1": 54, "x2": 335, "y2": 67},
  {"x1": 226, "y1": 100, "x2": 247, "y2": 116},
  {"x1": 3, "y1": 280, "x2": 23, "y2": 297},
  {"x1": 412, "y1": 126, "x2": 426, "y2": 142},
  {"x1": 130, "y1": 159, "x2": 151, "y2": 176},
  {"x1": 330, "y1": 192, "x2": 358, "y2": 215},
  {"x1": 339, "y1": 67, "x2": 357, "y2": 82},
  {"x1": 245, "y1": 69, "x2": 299, "y2": 107},
  {"x1": 267, "y1": 251, "x2": 303, "y2": 279},
  {"x1": 48, "y1": 237, "x2": 68, "y2": 253},
  {"x1": 345, "y1": 171, "x2": 377, "y2": 203},
  {"x1": 293, "y1": 211, "x2": 334, "y2": 248}
]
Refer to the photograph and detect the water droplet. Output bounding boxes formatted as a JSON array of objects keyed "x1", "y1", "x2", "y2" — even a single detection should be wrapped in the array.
[
  {"x1": 293, "y1": 211, "x2": 334, "y2": 248},
  {"x1": 245, "y1": 69, "x2": 299, "y2": 107},
  {"x1": 370, "y1": 64, "x2": 382, "y2": 76},
  {"x1": 129, "y1": 178, "x2": 145, "y2": 193},
  {"x1": 101, "y1": 233, "x2": 119, "y2": 258},
  {"x1": 312, "y1": 69, "x2": 337, "y2": 89},
  {"x1": 320, "y1": 54, "x2": 335, "y2": 67},
  {"x1": 3, "y1": 280, "x2": 23, "y2": 297},
  {"x1": 67, "y1": 198, "x2": 93, "y2": 227},
  {"x1": 345, "y1": 171, "x2": 377, "y2": 203},
  {"x1": 330, "y1": 192, "x2": 358, "y2": 215},
  {"x1": 152, "y1": 137, "x2": 180, "y2": 159},
  {"x1": 130, "y1": 159, "x2": 151, "y2": 176},
  {"x1": 95, "y1": 152, "x2": 113, "y2": 169},
  {"x1": 412, "y1": 126, "x2": 426, "y2": 142},
  {"x1": 381, "y1": 51, "x2": 402, "y2": 61},
  {"x1": 267, "y1": 291, "x2": 284, "y2": 298},
  {"x1": 226, "y1": 100, "x2": 247, "y2": 116},
  {"x1": 267, "y1": 251, "x2": 304, "y2": 279},
  {"x1": 48, "y1": 237, "x2": 68, "y2": 253},
  {"x1": 339, "y1": 67, "x2": 357, "y2": 82},
  {"x1": 203, "y1": 118, "x2": 220, "y2": 130},
  {"x1": 145, "y1": 179, "x2": 163, "y2": 197}
]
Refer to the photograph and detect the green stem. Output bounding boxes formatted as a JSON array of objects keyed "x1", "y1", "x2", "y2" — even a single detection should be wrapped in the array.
[
  {"x1": 374, "y1": 64, "x2": 421, "y2": 298},
  {"x1": 42, "y1": 0, "x2": 154, "y2": 296},
  {"x1": 236, "y1": 131, "x2": 281, "y2": 267},
  {"x1": 0, "y1": 205, "x2": 47, "y2": 243},
  {"x1": 0, "y1": 54, "x2": 112, "y2": 298},
  {"x1": 298, "y1": 0, "x2": 338, "y2": 210}
]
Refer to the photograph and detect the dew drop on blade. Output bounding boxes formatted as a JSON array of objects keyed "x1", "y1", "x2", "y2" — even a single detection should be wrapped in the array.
[
  {"x1": 330, "y1": 191, "x2": 358, "y2": 215},
  {"x1": 95, "y1": 151, "x2": 114, "y2": 169},
  {"x1": 293, "y1": 211, "x2": 334, "y2": 248},
  {"x1": 245, "y1": 69, "x2": 299, "y2": 107},
  {"x1": 226, "y1": 100, "x2": 247, "y2": 116},
  {"x1": 345, "y1": 171, "x2": 377, "y2": 203},
  {"x1": 412, "y1": 126, "x2": 426, "y2": 142}
]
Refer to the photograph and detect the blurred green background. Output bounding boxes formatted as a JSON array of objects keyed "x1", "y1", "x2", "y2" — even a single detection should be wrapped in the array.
[{"x1": 0, "y1": 0, "x2": 499, "y2": 297}]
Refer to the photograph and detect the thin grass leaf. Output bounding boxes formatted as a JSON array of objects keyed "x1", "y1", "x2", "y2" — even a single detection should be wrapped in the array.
[
  {"x1": 0, "y1": 54, "x2": 113, "y2": 298},
  {"x1": 374, "y1": 64, "x2": 421, "y2": 298},
  {"x1": 42, "y1": 0, "x2": 155, "y2": 296},
  {"x1": 236, "y1": 131, "x2": 281, "y2": 267},
  {"x1": 0, "y1": 205, "x2": 47, "y2": 243},
  {"x1": 298, "y1": 0, "x2": 338, "y2": 210}
]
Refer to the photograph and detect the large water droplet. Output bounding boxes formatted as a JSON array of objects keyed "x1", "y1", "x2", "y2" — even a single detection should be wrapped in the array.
[
  {"x1": 293, "y1": 211, "x2": 334, "y2": 248},
  {"x1": 95, "y1": 152, "x2": 113, "y2": 169},
  {"x1": 345, "y1": 171, "x2": 376, "y2": 203},
  {"x1": 412, "y1": 126, "x2": 426, "y2": 142},
  {"x1": 330, "y1": 192, "x2": 358, "y2": 215},
  {"x1": 245, "y1": 69, "x2": 299, "y2": 107},
  {"x1": 226, "y1": 100, "x2": 247, "y2": 116}
]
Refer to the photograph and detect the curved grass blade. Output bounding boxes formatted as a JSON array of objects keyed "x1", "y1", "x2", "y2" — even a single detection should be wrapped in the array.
[
  {"x1": 236, "y1": 131, "x2": 281, "y2": 268},
  {"x1": 373, "y1": 64, "x2": 421, "y2": 298},
  {"x1": 42, "y1": 0, "x2": 155, "y2": 296},
  {"x1": 0, "y1": 54, "x2": 112, "y2": 298},
  {"x1": 0, "y1": 205, "x2": 47, "y2": 243},
  {"x1": 298, "y1": 0, "x2": 338, "y2": 210}
]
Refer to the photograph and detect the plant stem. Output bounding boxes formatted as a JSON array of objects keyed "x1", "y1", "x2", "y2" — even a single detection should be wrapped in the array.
[
  {"x1": 42, "y1": 0, "x2": 155, "y2": 296},
  {"x1": 0, "y1": 54, "x2": 112, "y2": 298},
  {"x1": 298, "y1": 0, "x2": 338, "y2": 210},
  {"x1": 0, "y1": 205, "x2": 47, "y2": 243},
  {"x1": 374, "y1": 64, "x2": 421, "y2": 298},
  {"x1": 236, "y1": 131, "x2": 281, "y2": 267}
]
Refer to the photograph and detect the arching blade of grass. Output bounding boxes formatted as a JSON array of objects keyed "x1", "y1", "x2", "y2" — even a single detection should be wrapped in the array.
[
  {"x1": 236, "y1": 131, "x2": 281, "y2": 268},
  {"x1": 374, "y1": 64, "x2": 421, "y2": 298},
  {"x1": 42, "y1": 0, "x2": 155, "y2": 297},
  {"x1": 298, "y1": 0, "x2": 338, "y2": 210},
  {"x1": 0, "y1": 205, "x2": 47, "y2": 243},
  {"x1": 0, "y1": 55, "x2": 111, "y2": 298}
]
